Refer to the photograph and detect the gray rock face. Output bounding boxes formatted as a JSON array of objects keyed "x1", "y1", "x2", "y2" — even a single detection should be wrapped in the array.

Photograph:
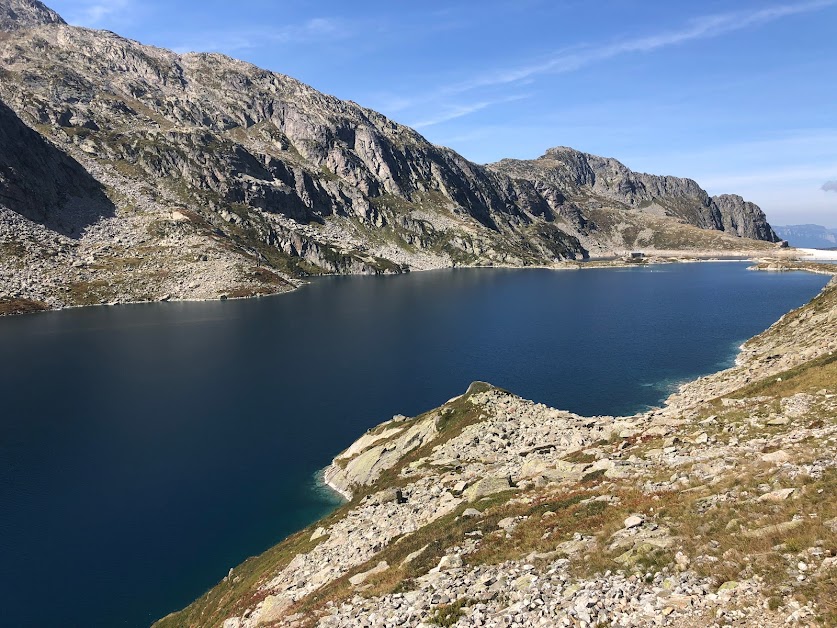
[
  {"x1": 0, "y1": 99, "x2": 114, "y2": 235},
  {"x1": 0, "y1": 19, "x2": 586, "y2": 277},
  {"x1": 490, "y1": 147, "x2": 779, "y2": 244},
  {"x1": 0, "y1": 0, "x2": 64, "y2": 30},
  {"x1": 0, "y1": 2, "x2": 781, "y2": 310},
  {"x1": 711, "y1": 194, "x2": 778, "y2": 241}
]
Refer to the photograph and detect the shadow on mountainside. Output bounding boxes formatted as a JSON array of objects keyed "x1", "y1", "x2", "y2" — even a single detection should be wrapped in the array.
[{"x1": 0, "y1": 99, "x2": 114, "y2": 237}]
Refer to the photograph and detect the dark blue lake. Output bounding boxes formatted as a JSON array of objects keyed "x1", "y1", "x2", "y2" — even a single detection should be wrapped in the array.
[{"x1": 0, "y1": 263, "x2": 828, "y2": 627}]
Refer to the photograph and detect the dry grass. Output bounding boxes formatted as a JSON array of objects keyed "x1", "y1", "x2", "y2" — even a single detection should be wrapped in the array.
[
  {"x1": 730, "y1": 353, "x2": 837, "y2": 400},
  {"x1": 67, "y1": 280, "x2": 118, "y2": 305},
  {"x1": 0, "y1": 297, "x2": 49, "y2": 315}
]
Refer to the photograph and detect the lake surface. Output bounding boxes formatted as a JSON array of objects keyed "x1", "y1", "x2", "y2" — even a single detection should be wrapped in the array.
[{"x1": 0, "y1": 263, "x2": 828, "y2": 627}]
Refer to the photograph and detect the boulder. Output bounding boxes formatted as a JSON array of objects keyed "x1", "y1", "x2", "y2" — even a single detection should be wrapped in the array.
[
  {"x1": 758, "y1": 488, "x2": 795, "y2": 502},
  {"x1": 742, "y1": 519, "x2": 804, "y2": 539},
  {"x1": 370, "y1": 487, "x2": 406, "y2": 505},
  {"x1": 349, "y1": 561, "x2": 388, "y2": 586},
  {"x1": 464, "y1": 476, "x2": 513, "y2": 502},
  {"x1": 642, "y1": 425, "x2": 671, "y2": 438},
  {"x1": 761, "y1": 450, "x2": 790, "y2": 464},
  {"x1": 401, "y1": 545, "x2": 428, "y2": 566},
  {"x1": 435, "y1": 554, "x2": 463, "y2": 571},
  {"x1": 256, "y1": 595, "x2": 292, "y2": 625}
]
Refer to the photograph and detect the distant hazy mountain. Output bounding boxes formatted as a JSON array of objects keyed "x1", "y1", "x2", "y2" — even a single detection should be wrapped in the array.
[{"x1": 773, "y1": 224, "x2": 837, "y2": 249}]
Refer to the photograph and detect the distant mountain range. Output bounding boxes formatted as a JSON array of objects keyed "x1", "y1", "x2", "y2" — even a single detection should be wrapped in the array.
[
  {"x1": 773, "y1": 224, "x2": 837, "y2": 249},
  {"x1": 0, "y1": 0, "x2": 782, "y2": 312}
]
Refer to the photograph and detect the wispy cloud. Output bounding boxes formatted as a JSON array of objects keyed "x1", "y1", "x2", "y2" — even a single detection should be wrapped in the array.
[
  {"x1": 172, "y1": 18, "x2": 345, "y2": 55},
  {"x1": 411, "y1": 94, "x2": 531, "y2": 129},
  {"x1": 823, "y1": 181, "x2": 837, "y2": 192},
  {"x1": 377, "y1": 0, "x2": 837, "y2": 124},
  {"x1": 447, "y1": 0, "x2": 837, "y2": 94},
  {"x1": 63, "y1": 0, "x2": 135, "y2": 28}
]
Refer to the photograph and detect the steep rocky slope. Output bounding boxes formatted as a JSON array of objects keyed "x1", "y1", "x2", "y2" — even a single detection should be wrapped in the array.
[
  {"x1": 490, "y1": 148, "x2": 779, "y2": 252},
  {"x1": 0, "y1": 0, "x2": 62, "y2": 30},
  {"x1": 0, "y1": 1, "x2": 783, "y2": 313},
  {"x1": 158, "y1": 264, "x2": 837, "y2": 628},
  {"x1": 0, "y1": 98, "x2": 114, "y2": 233}
]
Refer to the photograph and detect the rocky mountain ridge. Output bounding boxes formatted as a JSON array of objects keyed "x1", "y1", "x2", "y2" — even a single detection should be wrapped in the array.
[
  {"x1": 0, "y1": 0, "x2": 781, "y2": 314},
  {"x1": 490, "y1": 148, "x2": 778, "y2": 245},
  {"x1": 0, "y1": 0, "x2": 63, "y2": 31}
]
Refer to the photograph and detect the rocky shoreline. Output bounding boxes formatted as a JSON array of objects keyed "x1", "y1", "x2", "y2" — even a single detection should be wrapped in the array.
[
  {"x1": 0, "y1": 248, "x2": 802, "y2": 318},
  {"x1": 156, "y1": 261, "x2": 837, "y2": 628}
]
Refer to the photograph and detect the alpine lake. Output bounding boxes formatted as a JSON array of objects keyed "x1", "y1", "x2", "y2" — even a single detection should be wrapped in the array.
[{"x1": 0, "y1": 262, "x2": 829, "y2": 627}]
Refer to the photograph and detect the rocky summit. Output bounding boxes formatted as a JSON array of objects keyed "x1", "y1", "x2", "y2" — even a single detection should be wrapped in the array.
[
  {"x1": 0, "y1": 0, "x2": 63, "y2": 31},
  {"x1": 0, "y1": 0, "x2": 784, "y2": 315},
  {"x1": 157, "y1": 261, "x2": 837, "y2": 627}
]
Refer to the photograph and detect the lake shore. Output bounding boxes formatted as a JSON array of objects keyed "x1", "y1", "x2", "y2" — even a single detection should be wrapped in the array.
[
  {"x1": 0, "y1": 244, "x2": 803, "y2": 318},
  {"x1": 157, "y1": 262, "x2": 837, "y2": 628}
]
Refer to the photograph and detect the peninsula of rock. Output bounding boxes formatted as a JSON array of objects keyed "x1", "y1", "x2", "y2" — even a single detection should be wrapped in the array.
[{"x1": 157, "y1": 262, "x2": 837, "y2": 627}]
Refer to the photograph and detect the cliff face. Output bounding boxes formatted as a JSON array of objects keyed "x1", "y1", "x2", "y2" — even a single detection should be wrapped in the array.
[
  {"x1": 711, "y1": 193, "x2": 779, "y2": 242},
  {"x1": 490, "y1": 147, "x2": 780, "y2": 246},
  {"x1": 0, "y1": 1, "x2": 781, "y2": 312},
  {"x1": 0, "y1": 99, "x2": 114, "y2": 234}
]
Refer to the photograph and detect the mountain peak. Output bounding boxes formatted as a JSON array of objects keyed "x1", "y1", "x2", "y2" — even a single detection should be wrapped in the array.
[{"x1": 0, "y1": 0, "x2": 64, "y2": 31}]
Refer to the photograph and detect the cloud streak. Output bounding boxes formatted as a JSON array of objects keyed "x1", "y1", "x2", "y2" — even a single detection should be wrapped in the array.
[
  {"x1": 823, "y1": 181, "x2": 837, "y2": 192},
  {"x1": 448, "y1": 0, "x2": 837, "y2": 94},
  {"x1": 411, "y1": 94, "x2": 531, "y2": 129},
  {"x1": 64, "y1": 0, "x2": 135, "y2": 28},
  {"x1": 378, "y1": 0, "x2": 837, "y2": 125},
  {"x1": 172, "y1": 18, "x2": 344, "y2": 55}
]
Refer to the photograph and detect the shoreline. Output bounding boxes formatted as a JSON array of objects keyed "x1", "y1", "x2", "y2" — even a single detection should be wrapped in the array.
[
  {"x1": 153, "y1": 263, "x2": 837, "y2": 627},
  {"x1": 0, "y1": 247, "x2": 807, "y2": 319},
  {"x1": 161, "y1": 261, "x2": 836, "y2": 627},
  {"x1": 316, "y1": 468, "x2": 352, "y2": 503}
]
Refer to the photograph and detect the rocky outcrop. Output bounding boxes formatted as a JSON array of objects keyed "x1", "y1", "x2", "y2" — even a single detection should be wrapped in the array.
[
  {"x1": 711, "y1": 193, "x2": 778, "y2": 241},
  {"x1": 490, "y1": 147, "x2": 780, "y2": 246},
  {"x1": 0, "y1": 98, "x2": 114, "y2": 235},
  {"x1": 323, "y1": 413, "x2": 439, "y2": 499},
  {"x1": 0, "y1": 0, "x2": 63, "y2": 31},
  {"x1": 0, "y1": 1, "x2": 782, "y2": 312}
]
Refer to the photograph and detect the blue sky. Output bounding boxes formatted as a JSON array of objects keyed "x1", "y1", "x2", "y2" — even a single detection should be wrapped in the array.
[{"x1": 47, "y1": 0, "x2": 837, "y2": 227}]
